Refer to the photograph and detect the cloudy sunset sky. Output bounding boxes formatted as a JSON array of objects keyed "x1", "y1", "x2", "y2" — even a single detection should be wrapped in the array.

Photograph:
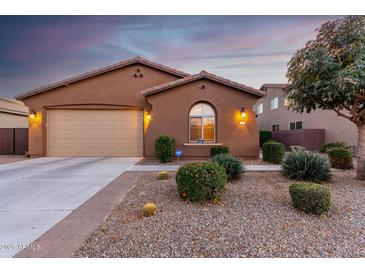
[{"x1": 0, "y1": 15, "x2": 340, "y2": 98}]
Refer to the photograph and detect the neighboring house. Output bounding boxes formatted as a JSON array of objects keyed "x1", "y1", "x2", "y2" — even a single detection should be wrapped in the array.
[
  {"x1": 0, "y1": 97, "x2": 29, "y2": 128},
  {"x1": 0, "y1": 97, "x2": 29, "y2": 155},
  {"x1": 254, "y1": 84, "x2": 357, "y2": 149},
  {"x1": 16, "y1": 57, "x2": 264, "y2": 158}
]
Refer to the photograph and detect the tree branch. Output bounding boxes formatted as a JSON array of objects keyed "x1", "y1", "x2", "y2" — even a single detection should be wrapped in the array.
[
  {"x1": 354, "y1": 94, "x2": 365, "y2": 101},
  {"x1": 333, "y1": 108, "x2": 353, "y2": 121}
]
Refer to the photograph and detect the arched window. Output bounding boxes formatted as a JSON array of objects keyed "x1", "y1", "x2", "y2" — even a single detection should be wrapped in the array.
[{"x1": 189, "y1": 103, "x2": 216, "y2": 142}]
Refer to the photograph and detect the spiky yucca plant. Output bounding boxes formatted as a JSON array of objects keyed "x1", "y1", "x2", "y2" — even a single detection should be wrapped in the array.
[{"x1": 282, "y1": 151, "x2": 332, "y2": 182}]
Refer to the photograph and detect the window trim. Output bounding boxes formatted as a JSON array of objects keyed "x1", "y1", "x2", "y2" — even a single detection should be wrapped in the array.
[
  {"x1": 257, "y1": 103, "x2": 263, "y2": 114},
  {"x1": 289, "y1": 121, "x2": 303, "y2": 130},
  {"x1": 270, "y1": 97, "x2": 279, "y2": 110},
  {"x1": 272, "y1": 124, "x2": 280, "y2": 132},
  {"x1": 188, "y1": 103, "x2": 216, "y2": 143}
]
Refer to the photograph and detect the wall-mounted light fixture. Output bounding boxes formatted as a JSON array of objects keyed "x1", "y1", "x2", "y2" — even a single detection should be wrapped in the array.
[
  {"x1": 240, "y1": 107, "x2": 246, "y2": 125},
  {"x1": 29, "y1": 110, "x2": 37, "y2": 120},
  {"x1": 146, "y1": 110, "x2": 151, "y2": 120}
]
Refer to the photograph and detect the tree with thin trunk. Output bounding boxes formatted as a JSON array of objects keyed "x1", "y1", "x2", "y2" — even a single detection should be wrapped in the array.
[{"x1": 284, "y1": 16, "x2": 365, "y2": 180}]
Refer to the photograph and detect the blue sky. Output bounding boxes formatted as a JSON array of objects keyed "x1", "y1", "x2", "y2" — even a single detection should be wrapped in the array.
[{"x1": 0, "y1": 16, "x2": 339, "y2": 98}]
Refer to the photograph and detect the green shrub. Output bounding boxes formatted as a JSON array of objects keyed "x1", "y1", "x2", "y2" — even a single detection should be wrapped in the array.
[
  {"x1": 176, "y1": 162, "x2": 227, "y2": 202},
  {"x1": 282, "y1": 151, "x2": 332, "y2": 182},
  {"x1": 262, "y1": 142, "x2": 285, "y2": 164},
  {"x1": 265, "y1": 139, "x2": 277, "y2": 143},
  {"x1": 211, "y1": 154, "x2": 245, "y2": 181},
  {"x1": 210, "y1": 146, "x2": 229, "y2": 157},
  {"x1": 289, "y1": 182, "x2": 332, "y2": 215},
  {"x1": 319, "y1": 141, "x2": 346, "y2": 153},
  {"x1": 155, "y1": 135, "x2": 175, "y2": 163},
  {"x1": 328, "y1": 148, "x2": 353, "y2": 170},
  {"x1": 259, "y1": 131, "x2": 272, "y2": 146}
]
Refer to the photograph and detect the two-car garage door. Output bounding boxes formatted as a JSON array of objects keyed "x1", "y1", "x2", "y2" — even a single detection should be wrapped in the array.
[{"x1": 47, "y1": 109, "x2": 143, "y2": 156}]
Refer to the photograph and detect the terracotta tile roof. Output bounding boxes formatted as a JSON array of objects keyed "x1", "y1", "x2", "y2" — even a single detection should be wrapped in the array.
[
  {"x1": 260, "y1": 83, "x2": 288, "y2": 91},
  {"x1": 16, "y1": 56, "x2": 190, "y2": 100},
  {"x1": 141, "y1": 70, "x2": 265, "y2": 97}
]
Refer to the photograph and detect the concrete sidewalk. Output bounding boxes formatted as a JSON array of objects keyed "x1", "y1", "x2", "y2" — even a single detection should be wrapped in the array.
[{"x1": 129, "y1": 164, "x2": 282, "y2": 172}]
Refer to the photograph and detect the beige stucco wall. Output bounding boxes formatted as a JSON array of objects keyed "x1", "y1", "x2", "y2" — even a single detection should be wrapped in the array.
[
  {"x1": 145, "y1": 79, "x2": 261, "y2": 157},
  {"x1": 20, "y1": 64, "x2": 180, "y2": 156},
  {"x1": 0, "y1": 112, "x2": 28, "y2": 128},
  {"x1": 254, "y1": 87, "x2": 357, "y2": 147},
  {"x1": 0, "y1": 98, "x2": 28, "y2": 128}
]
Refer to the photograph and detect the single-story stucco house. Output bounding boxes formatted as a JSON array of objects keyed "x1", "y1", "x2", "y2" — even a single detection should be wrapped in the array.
[
  {"x1": 0, "y1": 97, "x2": 29, "y2": 128},
  {"x1": 16, "y1": 57, "x2": 265, "y2": 158}
]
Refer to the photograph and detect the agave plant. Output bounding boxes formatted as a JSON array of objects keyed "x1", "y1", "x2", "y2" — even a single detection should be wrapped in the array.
[{"x1": 282, "y1": 151, "x2": 332, "y2": 182}]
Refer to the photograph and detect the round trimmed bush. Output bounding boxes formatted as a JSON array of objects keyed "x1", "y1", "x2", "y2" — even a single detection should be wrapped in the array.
[
  {"x1": 176, "y1": 162, "x2": 227, "y2": 202},
  {"x1": 210, "y1": 146, "x2": 229, "y2": 157},
  {"x1": 289, "y1": 182, "x2": 332, "y2": 215},
  {"x1": 155, "y1": 135, "x2": 175, "y2": 163},
  {"x1": 282, "y1": 151, "x2": 332, "y2": 182},
  {"x1": 262, "y1": 141, "x2": 285, "y2": 164},
  {"x1": 211, "y1": 153, "x2": 245, "y2": 181},
  {"x1": 328, "y1": 148, "x2": 353, "y2": 170},
  {"x1": 319, "y1": 141, "x2": 346, "y2": 153}
]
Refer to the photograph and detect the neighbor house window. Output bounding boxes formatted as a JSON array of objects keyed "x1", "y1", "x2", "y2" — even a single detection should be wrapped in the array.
[
  {"x1": 272, "y1": 124, "x2": 280, "y2": 132},
  {"x1": 271, "y1": 97, "x2": 279, "y2": 110},
  {"x1": 257, "y1": 103, "x2": 263, "y2": 114},
  {"x1": 189, "y1": 103, "x2": 215, "y2": 142},
  {"x1": 290, "y1": 121, "x2": 303, "y2": 130},
  {"x1": 296, "y1": 121, "x2": 303, "y2": 129}
]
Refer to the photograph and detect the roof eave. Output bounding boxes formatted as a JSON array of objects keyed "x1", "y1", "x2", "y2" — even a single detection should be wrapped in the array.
[
  {"x1": 142, "y1": 74, "x2": 265, "y2": 98},
  {"x1": 16, "y1": 57, "x2": 189, "y2": 100}
]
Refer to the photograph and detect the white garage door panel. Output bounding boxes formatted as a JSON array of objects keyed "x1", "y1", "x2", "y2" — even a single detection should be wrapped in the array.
[{"x1": 47, "y1": 109, "x2": 143, "y2": 156}]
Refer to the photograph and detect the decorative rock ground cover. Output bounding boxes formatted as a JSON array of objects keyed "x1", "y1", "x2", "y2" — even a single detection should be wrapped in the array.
[{"x1": 74, "y1": 170, "x2": 365, "y2": 258}]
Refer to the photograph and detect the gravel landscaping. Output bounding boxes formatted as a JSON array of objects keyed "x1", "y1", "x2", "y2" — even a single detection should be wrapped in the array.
[
  {"x1": 74, "y1": 170, "x2": 365, "y2": 258},
  {"x1": 136, "y1": 157, "x2": 270, "y2": 165}
]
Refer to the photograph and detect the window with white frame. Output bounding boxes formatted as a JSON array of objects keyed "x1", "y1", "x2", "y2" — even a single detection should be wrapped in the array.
[
  {"x1": 289, "y1": 121, "x2": 303, "y2": 130},
  {"x1": 272, "y1": 124, "x2": 280, "y2": 132},
  {"x1": 189, "y1": 103, "x2": 215, "y2": 142},
  {"x1": 270, "y1": 97, "x2": 279, "y2": 110},
  {"x1": 257, "y1": 103, "x2": 263, "y2": 114}
]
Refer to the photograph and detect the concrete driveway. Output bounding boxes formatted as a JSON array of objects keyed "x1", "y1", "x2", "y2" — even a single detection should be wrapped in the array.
[{"x1": 0, "y1": 156, "x2": 140, "y2": 257}]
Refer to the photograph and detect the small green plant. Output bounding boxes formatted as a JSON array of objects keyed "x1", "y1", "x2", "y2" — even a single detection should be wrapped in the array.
[
  {"x1": 265, "y1": 139, "x2": 278, "y2": 143},
  {"x1": 319, "y1": 141, "x2": 346, "y2": 153},
  {"x1": 289, "y1": 182, "x2": 332, "y2": 215},
  {"x1": 282, "y1": 151, "x2": 332, "y2": 182},
  {"x1": 155, "y1": 135, "x2": 176, "y2": 163},
  {"x1": 210, "y1": 146, "x2": 229, "y2": 157},
  {"x1": 157, "y1": 171, "x2": 171, "y2": 180},
  {"x1": 328, "y1": 148, "x2": 353, "y2": 170},
  {"x1": 211, "y1": 154, "x2": 245, "y2": 181},
  {"x1": 176, "y1": 162, "x2": 227, "y2": 202},
  {"x1": 259, "y1": 131, "x2": 272, "y2": 146},
  {"x1": 142, "y1": 203, "x2": 157, "y2": 217},
  {"x1": 262, "y1": 141, "x2": 285, "y2": 164}
]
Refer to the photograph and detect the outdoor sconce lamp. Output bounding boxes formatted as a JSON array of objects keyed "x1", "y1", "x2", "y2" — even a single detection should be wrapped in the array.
[
  {"x1": 146, "y1": 111, "x2": 151, "y2": 120},
  {"x1": 240, "y1": 107, "x2": 246, "y2": 125},
  {"x1": 29, "y1": 110, "x2": 36, "y2": 120}
]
